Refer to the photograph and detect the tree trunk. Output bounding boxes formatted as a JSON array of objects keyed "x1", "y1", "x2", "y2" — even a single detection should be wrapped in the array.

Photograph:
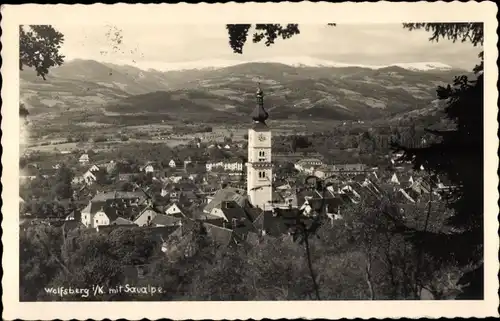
[
  {"x1": 304, "y1": 228, "x2": 320, "y2": 300},
  {"x1": 365, "y1": 253, "x2": 375, "y2": 300}
]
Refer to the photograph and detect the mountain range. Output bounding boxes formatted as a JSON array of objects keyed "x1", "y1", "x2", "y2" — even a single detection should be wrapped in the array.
[{"x1": 20, "y1": 58, "x2": 469, "y2": 124}]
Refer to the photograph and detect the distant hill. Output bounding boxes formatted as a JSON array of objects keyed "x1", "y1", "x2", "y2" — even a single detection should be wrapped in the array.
[{"x1": 20, "y1": 58, "x2": 471, "y2": 123}]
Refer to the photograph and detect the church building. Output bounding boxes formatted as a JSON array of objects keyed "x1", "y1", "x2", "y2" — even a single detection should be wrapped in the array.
[{"x1": 246, "y1": 85, "x2": 273, "y2": 210}]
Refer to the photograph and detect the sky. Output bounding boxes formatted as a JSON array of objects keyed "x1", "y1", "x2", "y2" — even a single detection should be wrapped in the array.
[{"x1": 53, "y1": 23, "x2": 482, "y2": 71}]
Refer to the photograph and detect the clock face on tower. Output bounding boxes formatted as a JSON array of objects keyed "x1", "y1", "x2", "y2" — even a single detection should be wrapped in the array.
[{"x1": 258, "y1": 134, "x2": 266, "y2": 142}]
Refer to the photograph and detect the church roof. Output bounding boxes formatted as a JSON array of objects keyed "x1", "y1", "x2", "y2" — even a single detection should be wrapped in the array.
[{"x1": 251, "y1": 84, "x2": 269, "y2": 123}]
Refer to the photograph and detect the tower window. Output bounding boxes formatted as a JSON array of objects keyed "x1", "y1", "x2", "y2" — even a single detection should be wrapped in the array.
[
  {"x1": 258, "y1": 151, "x2": 266, "y2": 162},
  {"x1": 258, "y1": 171, "x2": 266, "y2": 179}
]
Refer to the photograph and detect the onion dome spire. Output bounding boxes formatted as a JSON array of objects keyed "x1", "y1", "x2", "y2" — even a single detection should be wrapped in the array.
[{"x1": 251, "y1": 83, "x2": 269, "y2": 123}]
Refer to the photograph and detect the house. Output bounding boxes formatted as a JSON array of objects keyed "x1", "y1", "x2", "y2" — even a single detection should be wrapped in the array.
[
  {"x1": 179, "y1": 191, "x2": 201, "y2": 205},
  {"x1": 202, "y1": 222, "x2": 250, "y2": 249},
  {"x1": 271, "y1": 189, "x2": 299, "y2": 209},
  {"x1": 339, "y1": 185, "x2": 362, "y2": 204},
  {"x1": 169, "y1": 159, "x2": 180, "y2": 168},
  {"x1": 205, "y1": 159, "x2": 244, "y2": 172},
  {"x1": 80, "y1": 200, "x2": 113, "y2": 228},
  {"x1": 79, "y1": 154, "x2": 90, "y2": 165},
  {"x1": 81, "y1": 165, "x2": 101, "y2": 185},
  {"x1": 91, "y1": 191, "x2": 148, "y2": 204},
  {"x1": 134, "y1": 207, "x2": 161, "y2": 227},
  {"x1": 204, "y1": 203, "x2": 256, "y2": 237},
  {"x1": 110, "y1": 217, "x2": 136, "y2": 226},
  {"x1": 65, "y1": 210, "x2": 81, "y2": 222},
  {"x1": 276, "y1": 183, "x2": 292, "y2": 190},
  {"x1": 81, "y1": 191, "x2": 150, "y2": 227},
  {"x1": 360, "y1": 178, "x2": 385, "y2": 199},
  {"x1": 174, "y1": 181, "x2": 200, "y2": 192},
  {"x1": 97, "y1": 219, "x2": 138, "y2": 233},
  {"x1": 390, "y1": 173, "x2": 400, "y2": 185},
  {"x1": 411, "y1": 177, "x2": 432, "y2": 194},
  {"x1": 203, "y1": 187, "x2": 248, "y2": 214},
  {"x1": 331, "y1": 163, "x2": 368, "y2": 174},
  {"x1": 300, "y1": 196, "x2": 343, "y2": 216},
  {"x1": 399, "y1": 188, "x2": 416, "y2": 203},
  {"x1": 150, "y1": 214, "x2": 182, "y2": 227},
  {"x1": 223, "y1": 159, "x2": 244, "y2": 172},
  {"x1": 183, "y1": 157, "x2": 193, "y2": 168},
  {"x1": 168, "y1": 175, "x2": 184, "y2": 183},
  {"x1": 141, "y1": 163, "x2": 155, "y2": 174},
  {"x1": 294, "y1": 158, "x2": 323, "y2": 174},
  {"x1": 314, "y1": 165, "x2": 338, "y2": 179},
  {"x1": 206, "y1": 160, "x2": 224, "y2": 171},
  {"x1": 252, "y1": 210, "x2": 290, "y2": 237},
  {"x1": 118, "y1": 173, "x2": 135, "y2": 181},
  {"x1": 165, "y1": 203, "x2": 184, "y2": 216},
  {"x1": 102, "y1": 160, "x2": 116, "y2": 172},
  {"x1": 224, "y1": 144, "x2": 231, "y2": 150}
]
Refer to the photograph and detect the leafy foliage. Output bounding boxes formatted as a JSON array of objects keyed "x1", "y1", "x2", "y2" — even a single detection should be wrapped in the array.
[
  {"x1": 395, "y1": 23, "x2": 484, "y2": 299},
  {"x1": 52, "y1": 164, "x2": 74, "y2": 200},
  {"x1": 402, "y1": 23, "x2": 484, "y2": 46},
  {"x1": 402, "y1": 23, "x2": 484, "y2": 74},
  {"x1": 226, "y1": 24, "x2": 301, "y2": 54},
  {"x1": 19, "y1": 25, "x2": 65, "y2": 80}
]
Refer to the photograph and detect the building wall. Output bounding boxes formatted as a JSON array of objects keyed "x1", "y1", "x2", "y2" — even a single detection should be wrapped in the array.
[
  {"x1": 83, "y1": 171, "x2": 97, "y2": 184},
  {"x1": 165, "y1": 204, "x2": 182, "y2": 215},
  {"x1": 93, "y1": 211, "x2": 110, "y2": 228},
  {"x1": 81, "y1": 212, "x2": 92, "y2": 227},
  {"x1": 134, "y1": 209, "x2": 158, "y2": 227},
  {"x1": 247, "y1": 128, "x2": 273, "y2": 209},
  {"x1": 210, "y1": 207, "x2": 226, "y2": 219}
]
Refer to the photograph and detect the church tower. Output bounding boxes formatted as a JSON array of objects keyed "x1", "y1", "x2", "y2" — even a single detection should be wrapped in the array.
[{"x1": 247, "y1": 85, "x2": 273, "y2": 210}]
